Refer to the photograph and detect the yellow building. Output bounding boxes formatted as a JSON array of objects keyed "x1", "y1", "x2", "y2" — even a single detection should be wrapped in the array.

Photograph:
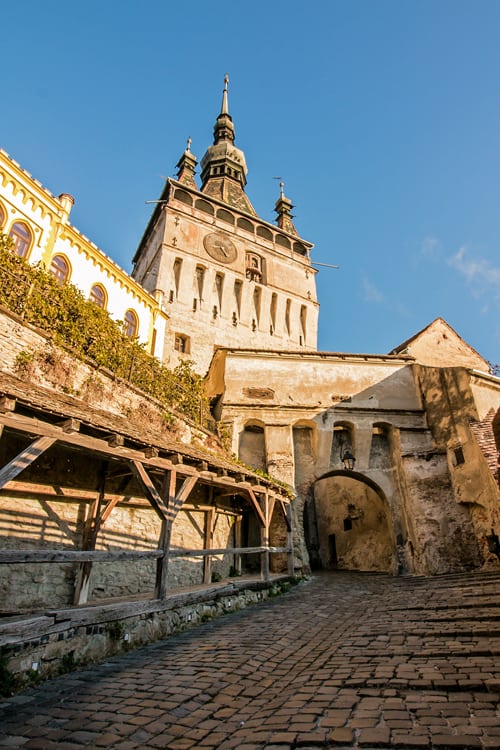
[{"x1": 0, "y1": 148, "x2": 167, "y2": 357}]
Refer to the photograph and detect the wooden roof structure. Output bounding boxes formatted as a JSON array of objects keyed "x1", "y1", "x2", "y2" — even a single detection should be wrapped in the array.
[{"x1": 0, "y1": 371, "x2": 293, "y2": 613}]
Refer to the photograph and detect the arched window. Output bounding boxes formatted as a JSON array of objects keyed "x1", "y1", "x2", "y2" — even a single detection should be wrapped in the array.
[
  {"x1": 49, "y1": 255, "x2": 70, "y2": 285},
  {"x1": 123, "y1": 309, "x2": 138, "y2": 338},
  {"x1": 9, "y1": 221, "x2": 32, "y2": 258},
  {"x1": 89, "y1": 284, "x2": 107, "y2": 309}
]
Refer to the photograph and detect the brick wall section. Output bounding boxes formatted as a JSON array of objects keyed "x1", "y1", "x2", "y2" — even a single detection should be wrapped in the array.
[{"x1": 470, "y1": 408, "x2": 500, "y2": 488}]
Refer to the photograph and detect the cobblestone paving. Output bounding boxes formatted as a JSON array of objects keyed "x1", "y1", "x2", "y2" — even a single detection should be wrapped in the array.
[{"x1": 1, "y1": 571, "x2": 500, "y2": 749}]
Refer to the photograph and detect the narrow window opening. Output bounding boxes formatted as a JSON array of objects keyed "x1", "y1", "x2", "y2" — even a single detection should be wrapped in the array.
[
  {"x1": 285, "y1": 299, "x2": 291, "y2": 335},
  {"x1": 234, "y1": 280, "x2": 242, "y2": 316},
  {"x1": 173, "y1": 258, "x2": 182, "y2": 296}
]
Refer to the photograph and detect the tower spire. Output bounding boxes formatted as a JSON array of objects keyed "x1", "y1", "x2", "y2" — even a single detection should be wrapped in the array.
[{"x1": 200, "y1": 75, "x2": 256, "y2": 215}]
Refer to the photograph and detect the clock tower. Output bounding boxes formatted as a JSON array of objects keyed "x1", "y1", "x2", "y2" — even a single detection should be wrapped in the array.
[{"x1": 132, "y1": 78, "x2": 319, "y2": 373}]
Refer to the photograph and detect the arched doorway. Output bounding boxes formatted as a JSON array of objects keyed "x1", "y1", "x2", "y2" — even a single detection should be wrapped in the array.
[{"x1": 314, "y1": 470, "x2": 396, "y2": 573}]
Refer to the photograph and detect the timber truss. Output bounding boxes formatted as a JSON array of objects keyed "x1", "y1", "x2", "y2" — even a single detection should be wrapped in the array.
[{"x1": 0, "y1": 372, "x2": 293, "y2": 615}]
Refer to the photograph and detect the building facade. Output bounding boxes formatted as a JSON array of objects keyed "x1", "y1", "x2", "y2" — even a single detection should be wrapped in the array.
[
  {"x1": 1, "y1": 80, "x2": 499, "y2": 578},
  {"x1": 0, "y1": 148, "x2": 167, "y2": 357},
  {"x1": 132, "y1": 78, "x2": 319, "y2": 373}
]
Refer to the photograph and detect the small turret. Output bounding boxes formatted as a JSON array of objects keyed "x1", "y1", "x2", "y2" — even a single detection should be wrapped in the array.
[
  {"x1": 175, "y1": 137, "x2": 198, "y2": 190},
  {"x1": 274, "y1": 182, "x2": 298, "y2": 236}
]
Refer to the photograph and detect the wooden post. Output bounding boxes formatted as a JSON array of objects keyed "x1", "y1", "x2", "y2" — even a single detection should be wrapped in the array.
[
  {"x1": 203, "y1": 504, "x2": 216, "y2": 584},
  {"x1": 234, "y1": 515, "x2": 242, "y2": 575},
  {"x1": 155, "y1": 470, "x2": 176, "y2": 599},
  {"x1": 73, "y1": 496, "x2": 100, "y2": 605},
  {"x1": 260, "y1": 492, "x2": 270, "y2": 582},
  {"x1": 286, "y1": 503, "x2": 295, "y2": 577}
]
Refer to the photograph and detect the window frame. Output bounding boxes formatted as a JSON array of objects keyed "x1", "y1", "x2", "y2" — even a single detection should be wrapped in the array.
[
  {"x1": 123, "y1": 309, "x2": 139, "y2": 338},
  {"x1": 89, "y1": 283, "x2": 107, "y2": 309},
  {"x1": 49, "y1": 254, "x2": 71, "y2": 285},
  {"x1": 9, "y1": 220, "x2": 33, "y2": 259}
]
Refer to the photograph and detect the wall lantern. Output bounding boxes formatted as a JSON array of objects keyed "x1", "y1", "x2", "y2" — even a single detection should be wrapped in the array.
[{"x1": 341, "y1": 450, "x2": 356, "y2": 471}]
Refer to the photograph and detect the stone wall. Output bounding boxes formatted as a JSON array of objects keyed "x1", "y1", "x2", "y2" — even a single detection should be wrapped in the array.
[
  {"x1": 0, "y1": 308, "x2": 219, "y2": 451},
  {"x1": 211, "y1": 349, "x2": 500, "y2": 577}
]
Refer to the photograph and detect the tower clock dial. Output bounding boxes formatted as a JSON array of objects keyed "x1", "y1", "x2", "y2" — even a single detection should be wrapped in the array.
[{"x1": 203, "y1": 232, "x2": 237, "y2": 263}]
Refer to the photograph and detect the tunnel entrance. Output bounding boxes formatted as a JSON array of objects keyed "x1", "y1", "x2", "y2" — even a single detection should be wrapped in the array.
[{"x1": 314, "y1": 471, "x2": 396, "y2": 573}]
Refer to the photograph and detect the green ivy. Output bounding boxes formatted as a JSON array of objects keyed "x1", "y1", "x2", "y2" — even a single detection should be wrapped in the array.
[{"x1": 0, "y1": 235, "x2": 211, "y2": 427}]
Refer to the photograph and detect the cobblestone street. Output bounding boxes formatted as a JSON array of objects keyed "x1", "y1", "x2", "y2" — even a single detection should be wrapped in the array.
[{"x1": 1, "y1": 570, "x2": 499, "y2": 749}]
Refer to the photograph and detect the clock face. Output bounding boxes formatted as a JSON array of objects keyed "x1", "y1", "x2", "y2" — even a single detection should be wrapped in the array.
[{"x1": 203, "y1": 232, "x2": 237, "y2": 264}]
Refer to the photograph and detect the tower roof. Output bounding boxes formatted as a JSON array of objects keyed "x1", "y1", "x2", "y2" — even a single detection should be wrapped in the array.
[
  {"x1": 200, "y1": 76, "x2": 256, "y2": 216},
  {"x1": 274, "y1": 181, "x2": 298, "y2": 236}
]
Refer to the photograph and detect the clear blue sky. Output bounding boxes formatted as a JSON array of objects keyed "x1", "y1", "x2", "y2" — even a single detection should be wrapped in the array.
[{"x1": 3, "y1": 0, "x2": 499, "y2": 366}]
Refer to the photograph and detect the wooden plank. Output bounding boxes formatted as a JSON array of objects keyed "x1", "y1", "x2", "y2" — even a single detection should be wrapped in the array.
[
  {"x1": 0, "y1": 549, "x2": 163, "y2": 563},
  {"x1": 169, "y1": 546, "x2": 287, "y2": 558},
  {"x1": 0, "y1": 436, "x2": 56, "y2": 490}
]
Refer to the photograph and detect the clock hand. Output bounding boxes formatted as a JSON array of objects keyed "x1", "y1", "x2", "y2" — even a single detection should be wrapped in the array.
[{"x1": 215, "y1": 242, "x2": 228, "y2": 257}]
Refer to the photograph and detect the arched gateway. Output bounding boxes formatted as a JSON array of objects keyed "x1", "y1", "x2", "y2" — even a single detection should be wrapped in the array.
[{"x1": 314, "y1": 470, "x2": 397, "y2": 574}]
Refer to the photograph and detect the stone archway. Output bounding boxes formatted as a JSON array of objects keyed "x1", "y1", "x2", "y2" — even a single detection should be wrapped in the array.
[{"x1": 314, "y1": 471, "x2": 396, "y2": 573}]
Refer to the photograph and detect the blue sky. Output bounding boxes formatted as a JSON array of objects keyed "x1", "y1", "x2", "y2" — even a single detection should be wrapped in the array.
[{"x1": 2, "y1": 0, "x2": 499, "y2": 366}]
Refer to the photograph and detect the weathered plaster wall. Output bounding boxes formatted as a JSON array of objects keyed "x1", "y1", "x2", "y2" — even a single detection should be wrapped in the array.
[{"x1": 212, "y1": 350, "x2": 500, "y2": 577}]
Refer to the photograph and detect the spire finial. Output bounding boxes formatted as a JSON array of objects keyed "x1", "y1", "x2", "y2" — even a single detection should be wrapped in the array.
[
  {"x1": 186, "y1": 136, "x2": 192, "y2": 152},
  {"x1": 280, "y1": 181, "x2": 285, "y2": 198},
  {"x1": 221, "y1": 73, "x2": 229, "y2": 115}
]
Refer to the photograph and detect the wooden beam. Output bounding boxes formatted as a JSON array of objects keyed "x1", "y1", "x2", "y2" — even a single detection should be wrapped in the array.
[
  {"x1": 279, "y1": 499, "x2": 292, "y2": 531},
  {"x1": 108, "y1": 434, "x2": 125, "y2": 447},
  {"x1": 0, "y1": 410, "x2": 291, "y2": 500},
  {"x1": 246, "y1": 487, "x2": 266, "y2": 527},
  {"x1": 129, "y1": 460, "x2": 168, "y2": 520},
  {"x1": 60, "y1": 418, "x2": 80, "y2": 434},
  {"x1": 0, "y1": 396, "x2": 16, "y2": 412},
  {"x1": 0, "y1": 546, "x2": 288, "y2": 564},
  {"x1": 0, "y1": 549, "x2": 163, "y2": 563},
  {"x1": 169, "y1": 545, "x2": 287, "y2": 558},
  {"x1": 0, "y1": 436, "x2": 56, "y2": 490}
]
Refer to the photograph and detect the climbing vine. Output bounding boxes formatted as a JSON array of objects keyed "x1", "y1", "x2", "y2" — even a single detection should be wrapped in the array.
[{"x1": 0, "y1": 235, "x2": 211, "y2": 427}]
